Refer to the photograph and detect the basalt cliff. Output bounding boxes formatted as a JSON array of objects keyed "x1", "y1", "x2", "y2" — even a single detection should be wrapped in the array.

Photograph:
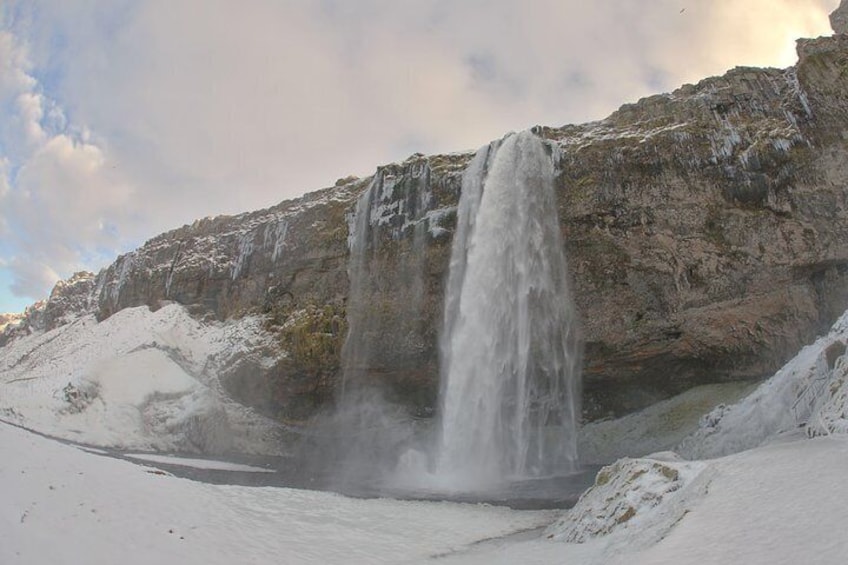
[{"x1": 5, "y1": 32, "x2": 848, "y2": 425}]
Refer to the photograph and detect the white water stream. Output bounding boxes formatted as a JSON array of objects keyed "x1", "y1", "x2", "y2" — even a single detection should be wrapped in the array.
[{"x1": 433, "y1": 130, "x2": 581, "y2": 488}]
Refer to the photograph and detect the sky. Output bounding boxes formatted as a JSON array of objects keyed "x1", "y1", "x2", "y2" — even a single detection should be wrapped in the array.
[{"x1": 0, "y1": 0, "x2": 837, "y2": 314}]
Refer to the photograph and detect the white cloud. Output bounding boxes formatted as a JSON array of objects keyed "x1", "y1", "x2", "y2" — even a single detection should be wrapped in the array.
[
  {"x1": 0, "y1": 0, "x2": 838, "y2": 306},
  {"x1": 15, "y1": 91, "x2": 46, "y2": 144},
  {"x1": 4, "y1": 133, "x2": 136, "y2": 295},
  {"x1": 0, "y1": 13, "x2": 138, "y2": 300},
  {"x1": 0, "y1": 157, "x2": 9, "y2": 199},
  {"x1": 5, "y1": 257, "x2": 60, "y2": 300},
  {"x1": 0, "y1": 157, "x2": 9, "y2": 241},
  {"x1": 0, "y1": 30, "x2": 36, "y2": 94}
]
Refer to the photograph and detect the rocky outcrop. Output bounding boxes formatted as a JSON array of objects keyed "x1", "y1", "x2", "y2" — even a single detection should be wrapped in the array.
[
  {"x1": 6, "y1": 34, "x2": 848, "y2": 424},
  {"x1": 93, "y1": 182, "x2": 365, "y2": 419},
  {"x1": 831, "y1": 0, "x2": 848, "y2": 35},
  {"x1": 540, "y1": 38, "x2": 848, "y2": 417},
  {"x1": 0, "y1": 271, "x2": 96, "y2": 345}
]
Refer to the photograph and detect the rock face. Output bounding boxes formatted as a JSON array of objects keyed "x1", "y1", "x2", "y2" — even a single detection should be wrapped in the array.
[
  {"x1": 831, "y1": 0, "x2": 848, "y2": 35},
  {"x1": 0, "y1": 272, "x2": 96, "y2": 345},
  {"x1": 6, "y1": 35, "x2": 848, "y2": 424},
  {"x1": 543, "y1": 37, "x2": 848, "y2": 418}
]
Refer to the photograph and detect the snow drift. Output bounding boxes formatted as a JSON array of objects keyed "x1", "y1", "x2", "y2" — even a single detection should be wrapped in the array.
[{"x1": 0, "y1": 304, "x2": 284, "y2": 454}]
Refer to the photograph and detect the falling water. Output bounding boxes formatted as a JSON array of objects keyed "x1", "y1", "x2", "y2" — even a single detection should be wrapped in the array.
[
  {"x1": 317, "y1": 163, "x2": 434, "y2": 484},
  {"x1": 434, "y1": 130, "x2": 581, "y2": 488}
]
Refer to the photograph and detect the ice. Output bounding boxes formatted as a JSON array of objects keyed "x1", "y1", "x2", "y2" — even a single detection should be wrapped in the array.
[
  {"x1": 231, "y1": 231, "x2": 255, "y2": 280},
  {"x1": 123, "y1": 453, "x2": 275, "y2": 473},
  {"x1": 677, "y1": 310, "x2": 848, "y2": 459},
  {"x1": 785, "y1": 67, "x2": 813, "y2": 118}
]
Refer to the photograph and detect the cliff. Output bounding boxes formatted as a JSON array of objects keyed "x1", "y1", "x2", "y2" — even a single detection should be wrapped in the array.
[{"x1": 5, "y1": 33, "x2": 848, "y2": 423}]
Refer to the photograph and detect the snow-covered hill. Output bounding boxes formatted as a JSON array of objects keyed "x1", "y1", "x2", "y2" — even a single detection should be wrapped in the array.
[
  {"x1": 0, "y1": 303, "x2": 284, "y2": 454},
  {"x1": 435, "y1": 306, "x2": 848, "y2": 562}
]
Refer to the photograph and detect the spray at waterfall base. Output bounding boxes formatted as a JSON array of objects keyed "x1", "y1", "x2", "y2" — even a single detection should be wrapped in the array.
[{"x1": 308, "y1": 130, "x2": 585, "y2": 499}]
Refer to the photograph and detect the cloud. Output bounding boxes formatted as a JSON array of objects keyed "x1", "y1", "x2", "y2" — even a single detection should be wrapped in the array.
[
  {"x1": 0, "y1": 14, "x2": 137, "y2": 300},
  {"x1": 0, "y1": 157, "x2": 10, "y2": 242},
  {"x1": 0, "y1": 0, "x2": 837, "y2": 306},
  {"x1": 15, "y1": 91, "x2": 46, "y2": 144},
  {"x1": 0, "y1": 157, "x2": 9, "y2": 199},
  {"x1": 32, "y1": 1, "x2": 836, "y2": 197},
  {"x1": 5, "y1": 257, "x2": 60, "y2": 300},
  {"x1": 0, "y1": 29, "x2": 35, "y2": 95},
  {"x1": 3, "y1": 133, "x2": 137, "y2": 296}
]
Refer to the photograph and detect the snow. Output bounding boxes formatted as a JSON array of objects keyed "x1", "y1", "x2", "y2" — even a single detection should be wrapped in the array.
[
  {"x1": 678, "y1": 310, "x2": 848, "y2": 459},
  {"x1": 2, "y1": 304, "x2": 848, "y2": 564},
  {"x1": 547, "y1": 454, "x2": 708, "y2": 544},
  {"x1": 4, "y1": 265, "x2": 848, "y2": 563},
  {"x1": 423, "y1": 437, "x2": 848, "y2": 565},
  {"x1": 612, "y1": 438, "x2": 848, "y2": 565},
  {"x1": 6, "y1": 420, "x2": 848, "y2": 564},
  {"x1": 0, "y1": 303, "x2": 284, "y2": 454},
  {"x1": 0, "y1": 421, "x2": 553, "y2": 565},
  {"x1": 123, "y1": 453, "x2": 275, "y2": 473}
]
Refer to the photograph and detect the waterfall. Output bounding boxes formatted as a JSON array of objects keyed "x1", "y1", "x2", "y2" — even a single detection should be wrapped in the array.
[
  {"x1": 435, "y1": 130, "x2": 581, "y2": 487},
  {"x1": 321, "y1": 164, "x2": 433, "y2": 484}
]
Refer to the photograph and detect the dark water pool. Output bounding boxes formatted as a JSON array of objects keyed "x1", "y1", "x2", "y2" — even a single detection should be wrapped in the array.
[
  {"x1": 2, "y1": 420, "x2": 601, "y2": 510},
  {"x1": 115, "y1": 450, "x2": 601, "y2": 510}
]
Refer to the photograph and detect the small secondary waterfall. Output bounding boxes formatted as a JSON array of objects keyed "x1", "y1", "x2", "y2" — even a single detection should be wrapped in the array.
[
  {"x1": 435, "y1": 130, "x2": 581, "y2": 487},
  {"x1": 323, "y1": 164, "x2": 433, "y2": 482}
]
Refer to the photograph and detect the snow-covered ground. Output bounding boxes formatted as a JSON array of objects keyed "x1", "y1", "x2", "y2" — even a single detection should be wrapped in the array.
[
  {"x1": 123, "y1": 453, "x2": 276, "y2": 473},
  {"x1": 4, "y1": 295, "x2": 848, "y2": 563},
  {"x1": 0, "y1": 304, "x2": 284, "y2": 454},
  {"x1": 3, "y1": 418, "x2": 848, "y2": 564},
  {"x1": 430, "y1": 436, "x2": 848, "y2": 565},
  {"x1": 0, "y1": 421, "x2": 554, "y2": 564}
]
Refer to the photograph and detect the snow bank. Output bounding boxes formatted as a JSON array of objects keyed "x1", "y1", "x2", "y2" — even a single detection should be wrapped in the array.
[
  {"x1": 678, "y1": 310, "x2": 848, "y2": 459},
  {"x1": 607, "y1": 437, "x2": 848, "y2": 565},
  {"x1": 546, "y1": 454, "x2": 707, "y2": 545},
  {"x1": 0, "y1": 304, "x2": 283, "y2": 454},
  {"x1": 429, "y1": 437, "x2": 848, "y2": 565}
]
